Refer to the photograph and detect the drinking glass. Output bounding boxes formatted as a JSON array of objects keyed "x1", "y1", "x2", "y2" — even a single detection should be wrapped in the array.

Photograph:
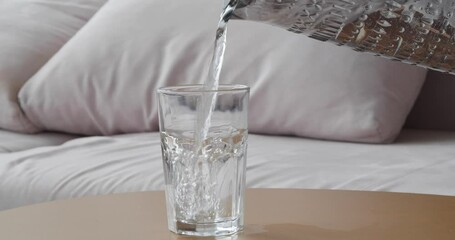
[{"x1": 157, "y1": 84, "x2": 249, "y2": 236}]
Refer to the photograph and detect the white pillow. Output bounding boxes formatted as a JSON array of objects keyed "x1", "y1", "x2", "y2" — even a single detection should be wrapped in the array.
[
  {"x1": 19, "y1": 0, "x2": 427, "y2": 143},
  {"x1": 0, "y1": 0, "x2": 106, "y2": 133}
]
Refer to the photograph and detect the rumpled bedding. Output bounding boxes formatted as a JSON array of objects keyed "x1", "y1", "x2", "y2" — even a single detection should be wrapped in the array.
[
  {"x1": 0, "y1": 130, "x2": 78, "y2": 153},
  {"x1": 1, "y1": 129, "x2": 455, "y2": 211}
]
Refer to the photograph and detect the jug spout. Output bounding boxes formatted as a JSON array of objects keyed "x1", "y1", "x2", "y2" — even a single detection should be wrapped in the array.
[
  {"x1": 230, "y1": 0, "x2": 303, "y2": 29},
  {"x1": 227, "y1": 0, "x2": 253, "y2": 20},
  {"x1": 236, "y1": 0, "x2": 254, "y2": 8}
]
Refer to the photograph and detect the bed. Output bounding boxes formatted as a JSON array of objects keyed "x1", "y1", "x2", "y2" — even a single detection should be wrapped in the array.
[{"x1": 1, "y1": 129, "x2": 455, "y2": 211}]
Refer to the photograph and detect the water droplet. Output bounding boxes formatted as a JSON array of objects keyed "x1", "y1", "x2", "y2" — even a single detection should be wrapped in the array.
[
  {"x1": 374, "y1": 28, "x2": 387, "y2": 35},
  {"x1": 394, "y1": 36, "x2": 401, "y2": 42},
  {"x1": 359, "y1": 14, "x2": 368, "y2": 21},
  {"x1": 402, "y1": 15, "x2": 413, "y2": 23},
  {"x1": 368, "y1": 35, "x2": 379, "y2": 41},
  {"x1": 421, "y1": 17, "x2": 434, "y2": 25},
  {"x1": 352, "y1": 29, "x2": 360, "y2": 34},
  {"x1": 398, "y1": 27, "x2": 406, "y2": 33},
  {"x1": 430, "y1": 44, "x2": 437, "y2": 50},
  {"x1": 380, "y1": 10, "x2": 399, "y2": 19},
  {"x1": 377, "y1": 20, "x2": 392, "y2": 27},
  {"x1": 420, "y1": 29, "x2": 430, "y2": 35},
  {"x1": 415, "y1": 37, "x2": 425, "y2": 43},
  {"x1": 355, "y1": 22, "x2": 365, "y2": 28},
  {"x1": 386, "y1": 0, "x2": 402, "y2": 10},
  {"x1": 435, "y1": 38, "x2": 441, "y2": 43},
  {"x1": 365, "y1": 4, "x2": 372, "y2": 11}
]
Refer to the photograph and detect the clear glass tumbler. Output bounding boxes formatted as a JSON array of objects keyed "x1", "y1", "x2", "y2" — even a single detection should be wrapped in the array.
[{"x1": 157, "y1": 84, "x2": 249, "y2": 236}]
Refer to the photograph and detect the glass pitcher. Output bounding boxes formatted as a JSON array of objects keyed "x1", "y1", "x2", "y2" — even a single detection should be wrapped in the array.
[{"x1": 231, "y1": 0, "x2": 455, "y2": 74}]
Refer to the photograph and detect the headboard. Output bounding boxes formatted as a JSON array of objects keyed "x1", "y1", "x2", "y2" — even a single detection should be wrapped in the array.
[{"x1": 405, "y1": 70, "x2": 455, "y2": 131}]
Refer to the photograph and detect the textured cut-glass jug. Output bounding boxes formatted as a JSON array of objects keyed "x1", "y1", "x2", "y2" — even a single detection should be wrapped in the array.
[{"x1": 232, "y1": 0, "x2": 455, "y2": 74}]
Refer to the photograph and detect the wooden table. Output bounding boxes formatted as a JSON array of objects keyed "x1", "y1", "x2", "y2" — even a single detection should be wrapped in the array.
[{"x1": 1, "y1": 189, "x2": 454, "y2": 239}]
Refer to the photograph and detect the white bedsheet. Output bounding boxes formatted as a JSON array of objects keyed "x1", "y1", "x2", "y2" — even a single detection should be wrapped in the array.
[
  {"x1": 0, "y1": 130, "x2": 78, "y2": 153},
  {"x1": 1, "y1": 129, "x2": 455, "y2": 211}
]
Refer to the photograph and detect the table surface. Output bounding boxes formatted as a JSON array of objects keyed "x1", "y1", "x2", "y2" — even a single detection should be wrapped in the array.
[{"x1": 0, "y1": 189, "x2": 454, "y2": 240}]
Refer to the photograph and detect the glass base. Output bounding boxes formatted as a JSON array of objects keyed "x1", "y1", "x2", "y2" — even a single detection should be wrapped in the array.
[{"x1": 170, "y1": 218, "x2": 243, "y2": 237}]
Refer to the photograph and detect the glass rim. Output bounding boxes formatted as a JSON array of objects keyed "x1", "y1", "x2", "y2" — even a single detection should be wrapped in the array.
[{"x1": 157, "y1": 84, "x2": 250, "y2": 94}]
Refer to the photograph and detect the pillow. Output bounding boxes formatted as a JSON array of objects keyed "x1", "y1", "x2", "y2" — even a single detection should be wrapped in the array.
[
  {"x1": 19, "y1": 0, "x2": 427, "y2": 143},
  {"x1": 0, "y1": 0, "x2": 106, "y2": 133}
]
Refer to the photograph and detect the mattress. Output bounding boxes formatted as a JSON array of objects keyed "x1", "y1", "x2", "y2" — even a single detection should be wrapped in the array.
[
  {"x1": 0, "y1": 130, "x2": 78, "y2": 153},
  {"x1": 1, "y1": 129, "x2": 455, "y2": 211}
]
